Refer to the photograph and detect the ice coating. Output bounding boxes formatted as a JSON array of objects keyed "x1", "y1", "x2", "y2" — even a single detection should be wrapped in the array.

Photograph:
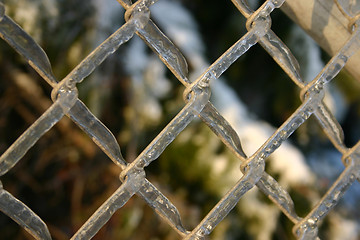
[
  {"x1": 144, "y1": 0, "x2": 303, "y2": 228},
  {"x1": 0, "y1": 8, "x2": 128, "y2": 168},
  {"x1": 232, "y1": 0, "x2": 345, "y2": 153},
  {"x1": 0, "y1": 88, "x2": 78, "y2": 176},
  {"x1": 71, "y1": 171, "x2": 145, "y2": 240},
  {"x1": 184, "y1": 157, "x2": 265, "y2": 239},
  {"x1": 1, "y1": 0, "x2": 360, "y2": 239},
  {"x1": 0, "y1": 182, "x2": 51, "y2": 240},
  {"x1": 58, "y1": 6, "x2": 151, "y2": 89},
  {"x1": 294, "y1": 140, "x2": 360, "y2": 239},
  {"x1": 260, "y1": 33, "x2": 302, "y2": 85},
  {"x1": 231, "y1": 0, "x2": 302, "y2": 86},
  {"x1": 233, "y1": 0, "x2": 348, "y2": 181},
  {"x1": 137, "y1": 21, "x2": 190, "y2": 85},
  {"x1": 303, "y1": 26, "x2": 360, "y2": 98},
  {"x1": 138, "y1": 179, "x2": 189, "y2": 235},
  {"x1": 119, "y1": 0, "x2": 190, "y2": 85},
  {"x1": 121, "y1": 82, "x2": 210, "y2": 178},
  {"x1": 199, "y1": 103, "x2": 247, "y2": 159},
  {"x1": 0, "y1": 16, "x2": 57, "y2": 86},
  {"x1": 209, "y1": 32, "x2": 261, "y2": 79},
  {"x1": 257, "y1": 174, "x2": 301, "y2": 223},
  {"x1": 251, "y1": 101, "x2": 315, "y2": 165},
  {"x1": 315, "y1": 102, "x2": 347, "y2": 153},
  {"x1": 67, "y1": 100, "x2": 127, "y2": 168},
  {"x1": 0, "y1": 1, "x2": 189, "y2": 237}
]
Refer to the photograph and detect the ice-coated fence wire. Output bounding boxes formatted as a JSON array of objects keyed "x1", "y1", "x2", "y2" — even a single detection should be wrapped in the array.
[{"x1": 0, "y1": 0, "x2": 359, "y2": 239}]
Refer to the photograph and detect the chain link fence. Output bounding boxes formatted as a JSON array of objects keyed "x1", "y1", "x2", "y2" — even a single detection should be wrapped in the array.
[{"x1": 0, "y1": 0, "x2": 359, "y2": 239}]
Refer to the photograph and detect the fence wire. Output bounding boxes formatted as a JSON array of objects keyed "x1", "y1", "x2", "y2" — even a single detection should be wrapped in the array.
[{"x1": 0, "y1": 0, "x2": 359, "y2": 239}]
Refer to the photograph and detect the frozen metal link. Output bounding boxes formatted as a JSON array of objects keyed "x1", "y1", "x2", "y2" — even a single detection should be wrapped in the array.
[
  {"x1": 0, "y1": 85, "x2": 78, "y2": 177},
  {"x1": 120, "y1": 0, "x2": 190, "y2": 85},
  {"x1": 0, "y1": 181, "x2": 51, "y2": 240},
  {"x1": 120, "y1": 74, "x2": 211, "y2": 181},
  {"x1": 251, "y1": 79, "x2": 323, "y2": 162},
  {"x1": 301, "y1": 19, "x2": 360, "y2": 99},
  {"x1": 0, "y1": 14, "x2": 57, "y2": 87},
  {"x1": 68, "y1": 0, "x2": 191, "y2": 236},
  {"x1": 232, "y1": 0, "x2": 302, "y2": 86},
  {"x1": 136, "y1": 21, "x2": 190, "y2": 85},
  {"x1": 124, "y1": 0, "x2": 154, "y2": 24},
  {"x1": 250, "y1": 28, "x2": 360, "y2": 235},
  {"x1": 246, "y1": 0, "x2": 285, "y2": 34},
  {"x1": 0, "y1": 8, "x2": 128, "y2": 169},
  {"x1": 205, "y1": 0, "x2": 284, "y2": 81},
  {"x1": 293, "y1": 140, "x2": 360, "y2": 240},
  {"x1": 233, "y1": 0, "x2": 348, "y2": 155},
  {"x1": 124, "y1": 0, "x2": 302, "y2": 236},
  {"x1": 0, "y1": 1, "x2": 189, "y2": 238},
  {"x1": 71, "y1": 169, "x2": 146, "y2": 240},
  {"x1": 256, "y1": 174, "x2": 301, "y2": 223},
  {"x1": 230, "y1": 0, "x2": 305, "y2": 224},
  {"x1": 233, "y1": 1, "x2": 360, "y2": 238},
  {"x1": 184, "y1": 157, "x2": 265, "y2": 240},
  {"x1": 55, "y1": 0, "x2": 151, "y2": 92},
  {"x1": 291, "y1": 16, "x2": 360, "y2": 240}
]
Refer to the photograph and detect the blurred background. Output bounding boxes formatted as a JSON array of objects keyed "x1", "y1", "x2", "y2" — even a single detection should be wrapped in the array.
[{"x1": 0, "y1": 0, "x2": 360, "y2": 239}]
